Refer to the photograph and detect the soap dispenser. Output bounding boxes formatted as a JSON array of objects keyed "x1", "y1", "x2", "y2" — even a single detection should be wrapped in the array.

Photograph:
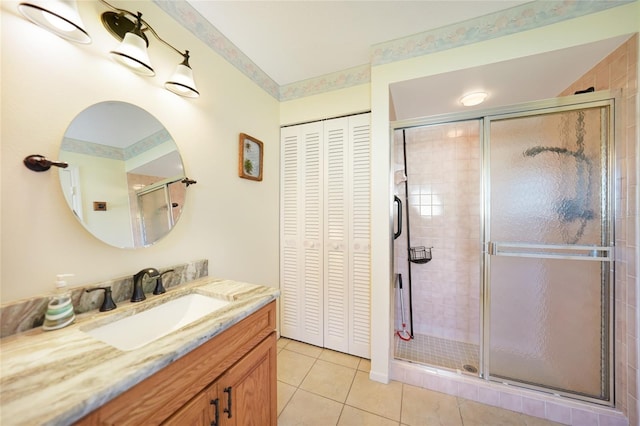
[{"x1": 42, "y1": 274, "x2": 76, "y2": 331}]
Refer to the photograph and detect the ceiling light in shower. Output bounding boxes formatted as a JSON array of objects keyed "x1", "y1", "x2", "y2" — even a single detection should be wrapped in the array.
[{"x1": 460, "y1": 91, "x2": 488, "y2": 107}]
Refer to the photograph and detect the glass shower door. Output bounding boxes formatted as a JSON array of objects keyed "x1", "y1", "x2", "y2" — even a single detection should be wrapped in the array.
[
  {"x1": 485, "y1": 101, "x2": 613, "y2": 403},
  {"x1": 138, "y1": 186, "x2": 173, "y2": 246}
]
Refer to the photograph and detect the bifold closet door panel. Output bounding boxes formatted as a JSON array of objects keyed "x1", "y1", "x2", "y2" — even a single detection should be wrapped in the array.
[
  {"x1": 348, "y1": 113, "x2": 371, "y2": 359},
  {"x1": 280, "y1": 122, "x2": 324, "y2": 347},
  {"x1": 323, "y1": 117, "x2": 350, "y2": 353}
]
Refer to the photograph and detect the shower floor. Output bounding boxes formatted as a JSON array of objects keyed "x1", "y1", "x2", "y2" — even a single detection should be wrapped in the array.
[{"x1": 394, "y1": 333, "x2": 480, "y2": 373}]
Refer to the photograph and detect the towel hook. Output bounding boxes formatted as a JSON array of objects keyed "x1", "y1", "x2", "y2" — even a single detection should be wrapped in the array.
[{"x1": 23, "y1": 155, "x2": 69, "y2": 172}]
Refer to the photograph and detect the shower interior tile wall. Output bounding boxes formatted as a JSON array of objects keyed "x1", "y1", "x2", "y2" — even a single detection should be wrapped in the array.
[{"x1": 394, "y1": 121, "x2": 481, "y2": 344}]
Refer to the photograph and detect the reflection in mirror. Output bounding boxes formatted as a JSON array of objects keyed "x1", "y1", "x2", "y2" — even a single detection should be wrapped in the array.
[{"x1": 59, "y1": 101, "x2": 186, "y2": 248}]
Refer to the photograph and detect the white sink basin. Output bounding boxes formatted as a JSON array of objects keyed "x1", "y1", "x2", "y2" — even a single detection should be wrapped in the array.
[{"x1": 83, "y1": 293, "x2": 230, "y2": 351}]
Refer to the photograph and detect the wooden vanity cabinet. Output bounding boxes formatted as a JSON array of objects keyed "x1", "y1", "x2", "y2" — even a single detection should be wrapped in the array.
[
  {"x1": 163, "y1": 383, "x2": 219, "y2": 425},
  {"x1": 166, "y1": 334, "x2": 274, "y2": 425},
  {"x1": 77, "y1": 302, "x2": 277, "y2": 426}
]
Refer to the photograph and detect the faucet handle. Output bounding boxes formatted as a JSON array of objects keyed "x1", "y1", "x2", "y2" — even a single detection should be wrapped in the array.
[
  {"x1": 153, "y1": 269, "x2": 175, "y2": 295},
  {"x1": 86, "y1": 286, "x2": 117, "y2": 312}
]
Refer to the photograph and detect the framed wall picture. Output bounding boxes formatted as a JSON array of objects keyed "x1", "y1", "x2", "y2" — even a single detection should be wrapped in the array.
[{"x1": 238, "y1": 133, "x2": 263, "y2": 181}]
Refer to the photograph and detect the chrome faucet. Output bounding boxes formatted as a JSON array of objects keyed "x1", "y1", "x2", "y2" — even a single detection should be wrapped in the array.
[{"x1": 131, "y1": 268, "x2": 159, "y2": 302}]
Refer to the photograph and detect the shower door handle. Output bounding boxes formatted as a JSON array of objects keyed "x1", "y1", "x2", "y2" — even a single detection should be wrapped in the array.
[
  {"x1": 393, "y1": 196, "x2": 402, "y2": 240},
  {"x1": 488, "y1": 242, "x2": 612, "y2": 261}
]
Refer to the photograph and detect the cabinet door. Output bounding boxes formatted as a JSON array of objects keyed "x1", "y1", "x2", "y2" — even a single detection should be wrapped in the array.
[
  {"x1": 164, "y1": 382, "x2": 218, "y2": 426},
  {"x1": 219, "y1": 333, "x2": 277, "y2": 426},
  {"x1": 280, "y1": 123, "x2": 324, "y2": 346}
]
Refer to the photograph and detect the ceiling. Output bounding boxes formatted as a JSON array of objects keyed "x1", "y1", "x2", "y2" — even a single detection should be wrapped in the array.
[
  {"x1": 389, "y1": 34, "x2": 630, "y2": 120},
  {"x1": 186, "y1": 1, "x2": 530, "y2": 86},
  {"x1": 183, "y1": 1, "x2": 628, "y2": 119}
]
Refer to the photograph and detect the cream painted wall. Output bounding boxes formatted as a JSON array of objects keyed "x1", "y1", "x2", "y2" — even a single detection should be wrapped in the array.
[
  {"x1": 280, "y1": 84, "x2": 370, "y2": 125},
  {"x1": 1, "y1": 1, "x2": 280, "y2": 302},
  {"x1": 369, "y1": 2, "x2": 640, "y2": 383}
]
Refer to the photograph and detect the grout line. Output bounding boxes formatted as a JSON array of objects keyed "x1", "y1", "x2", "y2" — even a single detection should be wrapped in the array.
[{"x1": 277, "y1": 383, "x2": 297, "y2": 418}]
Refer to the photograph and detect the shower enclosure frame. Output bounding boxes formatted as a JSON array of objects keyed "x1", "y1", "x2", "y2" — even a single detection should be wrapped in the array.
[{"x1": 389, "y1": 90, "x2": 616, "y2": 406}]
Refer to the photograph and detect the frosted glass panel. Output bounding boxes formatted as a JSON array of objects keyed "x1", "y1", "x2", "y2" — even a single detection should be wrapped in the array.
[
  {"x1": 489, "y1": 256, "x2": 604, "y2": 397},
  {"x1": 487, "y1": 105, "x2": 610, "y2": 401},
  {"x1": 490, "y1": 108, "x2": 605, "y2": 245}
]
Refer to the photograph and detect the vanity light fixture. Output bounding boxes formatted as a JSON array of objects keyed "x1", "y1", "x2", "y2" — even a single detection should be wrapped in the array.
[
  {"x1": 459, "y1": 91, "x2": 488, "y2": 107},
  {"x1": 18, "y1": 0, "x2": 91, "y2": 44},
  {"x1": 100, "y1": 0, "x2": 200, "y2": 98},
  {"x1": 109, "y1": 11, "x2": 154, "y2": 76},
  {"x1": 165, "y1": 51, "x2": 200, "y2": 98}
]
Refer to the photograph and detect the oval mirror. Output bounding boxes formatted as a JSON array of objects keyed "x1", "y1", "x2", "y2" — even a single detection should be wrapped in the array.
[{"x1": 58, "y1": 101, "x2": 187, "y2": 248}]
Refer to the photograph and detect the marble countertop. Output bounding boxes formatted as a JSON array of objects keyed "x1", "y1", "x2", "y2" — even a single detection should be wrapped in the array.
[{"x1": 0, "y1": 277, "x2": 279, "y2": 426}]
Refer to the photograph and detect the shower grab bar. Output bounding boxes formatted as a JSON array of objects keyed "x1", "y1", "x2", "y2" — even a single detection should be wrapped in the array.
[
  {"x1": 488, "y1": 242, "x2": 612, "y2": 261},
  {"x1": 393, "y1": 196, "x2": 402, "y2": 240}
]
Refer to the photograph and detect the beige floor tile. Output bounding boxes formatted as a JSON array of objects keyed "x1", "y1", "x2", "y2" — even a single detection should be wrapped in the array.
[
  {"x1": 278, "y1": 337, "x2": 292, "y2": 350},
  {"x1": 338, "y1": 405, "x2": 400, "y2": 426},
  {"x1": 458, "y1": 400, "x2": 526, "y2": 426},
  {"x1": 275, "y1": 345, "x2": 562, "y2": 426},
  {"x1": 357, "y1": 358, "x2": 371, "y2": 372},
  {"x1": 278, "y1": 380, "x2": 297, "y2": 416},
  {"x1": 300, "y1": 359, "x2": 357, "y2": 403},
  {"x1": 277, "y1": 349, "x2": 316, "y2": 386},
  {"x1": 345, "y1": 371, "x2": 403, "y2": 421},
  {"x1": 319, "y1": 349, "x2": 360, "y2": 368},
  {"x1": 401, "y1": 384, "x2": 462, "y2": 426},
  {"x1": 278, "y1": 389, "x2": 343, "y2": 426},
  {"x1": 285, "y1": 340, "x2": 324, "y2": 358}
]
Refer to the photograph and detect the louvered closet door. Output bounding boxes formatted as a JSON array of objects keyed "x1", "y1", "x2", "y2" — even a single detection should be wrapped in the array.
[
  {"x1": 348, "y1": 113, "x2": 371, "y2": 358},
  {"x1": 280, "y1": 122, "x2": 324, "y2": 346},
  {"x1": 323, "y1": 118, "x2": 350, "y2": 353},
  {"x1": 280, "y1": 114, "x2": 370, "y2": 358},
  {"x1": 322, "y1": 114, "x2": 371, "y2": 358}
]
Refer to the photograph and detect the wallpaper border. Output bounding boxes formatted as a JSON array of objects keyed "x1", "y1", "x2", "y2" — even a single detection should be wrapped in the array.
[{"x1": 155, "y1": 0, "x2": 632, "y2": 101}]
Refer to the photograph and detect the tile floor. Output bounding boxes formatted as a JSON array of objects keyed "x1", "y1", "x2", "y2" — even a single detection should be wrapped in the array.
[{"x1": 277, "y1": 337, "x2": 564, "y2": 426}]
